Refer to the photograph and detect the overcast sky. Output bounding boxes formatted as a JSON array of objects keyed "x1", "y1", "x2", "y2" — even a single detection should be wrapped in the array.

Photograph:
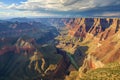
[{"x1": 0, "y1": 0, "x2": 120, "y2": 18}]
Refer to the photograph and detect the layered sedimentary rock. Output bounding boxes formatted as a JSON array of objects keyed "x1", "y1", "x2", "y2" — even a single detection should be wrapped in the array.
[
  {"x1": 98, "y1": 18, "x2": 120, "y2": 40},
  {"x1": 62, "y1": 18, "x2": 120, "y2": 80},
  {"x1": 68, "y1": 18, "x2": 87, "y2": 39},
  {"x1": 68, "y1": 18, "x2": 120, "y2": 41}
]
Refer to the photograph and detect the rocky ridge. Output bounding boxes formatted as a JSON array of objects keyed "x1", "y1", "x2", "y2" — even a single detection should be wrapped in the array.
[{"x1": 56, "y1": 18, "x2": 120, "y2": 80}]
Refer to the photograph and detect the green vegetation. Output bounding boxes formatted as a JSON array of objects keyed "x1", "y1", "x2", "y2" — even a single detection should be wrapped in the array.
[
  {"x1": 65, "y1": 62, "x2": 120, "y2": 80},
  {"x1": 80, "y1": 62, "x2": 120, "y2": 80}
]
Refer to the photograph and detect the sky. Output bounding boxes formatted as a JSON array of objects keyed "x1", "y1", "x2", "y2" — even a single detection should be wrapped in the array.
[{"x1": 0, "y1": 0, "x2": 120, "y2": 18}]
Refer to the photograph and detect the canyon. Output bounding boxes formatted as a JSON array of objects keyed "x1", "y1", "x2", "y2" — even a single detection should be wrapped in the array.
[
  {"x1": 0, "y1": 18, "x2": 120, "y2": 80},
  {"x1": 56, "y1": 18, "x2": 120, "y2": 80}
]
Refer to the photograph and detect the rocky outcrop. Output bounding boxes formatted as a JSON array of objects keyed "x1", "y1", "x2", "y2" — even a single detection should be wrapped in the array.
[
  {"x1": 68, "y1": 18, "x2": 120, "y2": 41},
  {"x1": 62, "y1": 18, "x2": 120, "y2": 80},
  {"x1": 28, "y1": 50, "x2": 45, "y2": 74},
  {"x1": 0, "y1": 37, "x2": 36, "y2": 56},
  {"x1": 68, "y1": 18, "x2": 87, "y2": 39},
  {"x1": 43, "y1": 49, "x2": 71, "y2": 80},
  {"x1": 78, "y1": 55, "x2": 104, "y2": 75},
  {"x1": 88, "y1": 18, "x2": 102, "y2": 36},
  {"x1": 91, "y1": 29, "x2": 120, "y2": 63},
  {"x1": 15, "y1": 37, "x2": 35, "y2": 54},
  {"x1": 98, "y1": 18, "x2": 120, "y2": 40}
]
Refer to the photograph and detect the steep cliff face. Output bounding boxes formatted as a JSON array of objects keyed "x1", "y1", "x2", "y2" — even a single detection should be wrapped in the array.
[
  {"x1": 0, "y1": 37, "x2": 56, "y2": 80},
  {"x1": 59, "y1": 18, "x2": 120, "y2": 80},
  {"x1": 77, "y1": 54, "x2": 104, "y2": 78},
  {"x1": 98, "y1": 18, "x2": 120, "y2": 40},
  {"x1": 91, "y1": 29, "x2": 120, "y2": 63},
  {"x1": 68, "y1": 18, "x2": 87, "y2": 38},
  {"x1": 80, "y1": 18, "x2": 120, "y2": 66},
  {"x1": 68, "y1": 18, "x2": 120, "y2": 41},
  {"x1": 15, "y1": 38, "x2": 35, "y2": 55},
  {"x1": 78, "y1": 18, "x2": 120, "y2": 79},
  {"x1": 88, "y1": 18, "x2": 102, "y2": 36}
]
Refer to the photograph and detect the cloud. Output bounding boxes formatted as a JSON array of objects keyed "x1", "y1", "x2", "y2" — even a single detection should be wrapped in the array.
[
  {"x1": 60, "y1": 0, "x2": 79, "y2": 5},
  {"x1": 0, "y1": 2, "x2": 7, "y2": 9},
  {"x1": 8, "y1": 0, "x2": 120, "y2": 11},
  {"x1": 6, "y1": 0, "x2": 93, "y2": 12},
  {"x1": 0, "y1": 0, "x2": 120, "y2": 18}
]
